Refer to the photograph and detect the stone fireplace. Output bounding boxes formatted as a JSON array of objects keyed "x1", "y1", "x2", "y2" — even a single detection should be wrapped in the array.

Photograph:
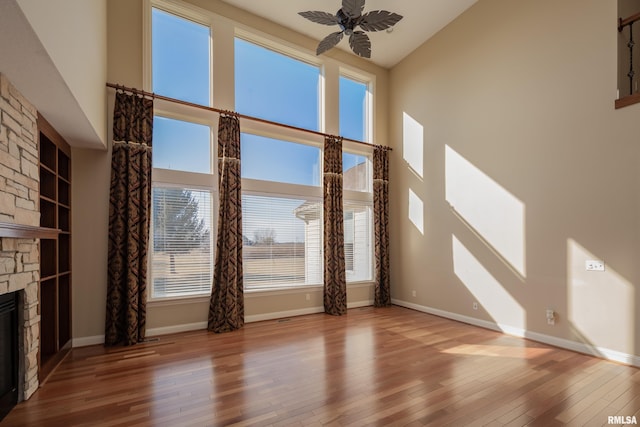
[{"x1": 0, "y1": 73, "x2": 42, "y2": 404}]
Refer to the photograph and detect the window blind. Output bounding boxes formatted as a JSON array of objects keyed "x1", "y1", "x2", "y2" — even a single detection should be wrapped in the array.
[
  {"x1": 151, "y1": 187, "x2": 213, "y2": 298},
  {"x1": 243, "y1": 194, "x2": 323, "y2": 289}
]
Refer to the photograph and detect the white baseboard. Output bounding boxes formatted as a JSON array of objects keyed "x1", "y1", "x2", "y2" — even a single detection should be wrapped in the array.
[
  {"x1": 392, "y1": 299, "x2": 640, "y2": 368},
  {"x1": 349, "y1": 299, "x2": 375, "y2": 309},
  {"x1": 245, "y1": 300, "x2": 374, "y2": 323},
  {"x1": 147, "y1": 321, "x2": 208, "y2": 337},
  {"x1": 71, "y1": 301, "x2": 376, "y2": 348},
  {"x1": 72, "y1": 335, "x2": 105, "y2": 347},
  {"x1": 245, "y1": 307, "x2": 325, "y2": 323}
]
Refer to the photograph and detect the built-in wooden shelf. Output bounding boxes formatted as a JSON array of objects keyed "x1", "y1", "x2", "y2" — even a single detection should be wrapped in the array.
[
  {"x1": 0, "y1": 223, "x2": 59, "y2": 239},
  {"x1": 37, "y1": 113, "x2": 72, "y2": 383}
]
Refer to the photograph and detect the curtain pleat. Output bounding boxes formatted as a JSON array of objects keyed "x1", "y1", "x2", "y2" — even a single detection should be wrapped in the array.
[
  {"x1": 208, "y1": 115, "x2": 244, "y2": 333},
  {"x1": 105, "y1": 92, "x2": 153, "y2": 346},
  {"x1": 373, "y1": 147, "x2": 391, "y2": 307},
  {"x1": 323, "y1": 136, "x2": 347, "y2": 316}
]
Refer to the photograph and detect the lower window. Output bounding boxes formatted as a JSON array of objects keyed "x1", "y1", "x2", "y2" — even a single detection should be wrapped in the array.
[
  {"x1": 243, "y1": 194, "x2": 323, "y2": 290},
  {"x1": 151, "y1": 187, "x2": 213, "y2": 298},
  {"x1": 344, "y1": 202, "x2": 373, "y2": 282}
]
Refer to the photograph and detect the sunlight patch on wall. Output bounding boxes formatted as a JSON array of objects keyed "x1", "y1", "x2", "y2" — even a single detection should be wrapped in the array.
[
  {"x1": 567, "y1": 239, "x2": 634, "y2": 353},
  {"x1": 453, "y1": 235, "x2": 525, "y2": 329},
  {"x1": 408, "y1": 188, "x2": 424, "y2": 234},
  {"x1": 402, "y1": 112, "x2": 424, "y2": 178},
  {"x1": 446, "y1": 145, "x2": 526, "y2": 277}
]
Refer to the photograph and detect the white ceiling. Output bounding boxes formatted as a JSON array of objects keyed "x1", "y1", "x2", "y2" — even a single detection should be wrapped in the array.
[{"x1": 220, "y1": 0, "x2": 479, "y2": 68}]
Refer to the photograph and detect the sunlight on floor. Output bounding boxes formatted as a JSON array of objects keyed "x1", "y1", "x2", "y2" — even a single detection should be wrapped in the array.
[
  {"x1": 567, "y1": 239, "x2": 635, "y2": 354},
  {"x1": 452, "y1": 235, "x2": 525, "y2": 329},
  {"x1": 442, "y1": 343, "x2": 551, "y2": 359},
  {"x1": 445, "y1": 145, "x2": 526, "y2": 277}
]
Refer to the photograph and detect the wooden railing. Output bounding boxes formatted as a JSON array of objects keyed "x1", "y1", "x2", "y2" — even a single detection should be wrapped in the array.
[{"x1": 617, "y1": 12, "x2": 640, "y2": 108}]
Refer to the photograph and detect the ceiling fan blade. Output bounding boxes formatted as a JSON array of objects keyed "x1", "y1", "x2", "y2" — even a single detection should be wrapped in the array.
[
  {"x1": 299, "y1": 11, "x2": 340, "y2": 26},
  {"x1": 349, "y1": 31, "x2": 371, "y2": 58},
  {"x1": 359, "y1": 11, "x2": 403, "y2": 32},
  {"x1": 317, "y1": 31, "x2": 344, "y2": 55},
  {"x1": 341, "y1": 0, "x2": 365, "y2": 19}
]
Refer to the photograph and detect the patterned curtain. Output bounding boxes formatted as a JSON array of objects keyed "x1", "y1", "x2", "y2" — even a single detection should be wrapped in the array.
[
  {"x1": 105, "y1": 92, "x2": 153, "y2": 346},
  {"x1": 323, "y1": 136, "x2": 347, "y2": 316},
  {"x1": 373, "y1": 147, "x2": 391, "y2": 307},
  {"x1": 208, "y1": 114, "x2": 244, "y2": 333}
]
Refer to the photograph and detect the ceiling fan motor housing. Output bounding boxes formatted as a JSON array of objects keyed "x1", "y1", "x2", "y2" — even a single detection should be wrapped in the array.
[{"x1": 337, "y1": 9, "x2": 358, "y2": 35}]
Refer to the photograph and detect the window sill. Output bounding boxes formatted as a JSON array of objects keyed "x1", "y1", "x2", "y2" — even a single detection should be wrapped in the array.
[
  {"x1": 148, "y1": 281, "x2": 375, "y2": 304},
  {"x1": 615, "y1": 93, "x2": 640, "y2": 109},
  {"x1": 245, "y1": 285, "x2": 324, "y2": 297},
  {"x1": 147, "y1": 295, "x2": 209, "y2": 307}
]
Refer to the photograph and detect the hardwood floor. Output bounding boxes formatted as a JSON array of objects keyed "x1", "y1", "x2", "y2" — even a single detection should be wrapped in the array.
[{"x1": 2, "y1": 306, "x2": 639, "y2": 426}]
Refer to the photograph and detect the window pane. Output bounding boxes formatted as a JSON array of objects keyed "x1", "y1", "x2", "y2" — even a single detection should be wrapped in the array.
[
  {"x1": 243, "y1": 195, "x2": 322, "y2": 289},
  {"x1": 343, "y1": 152, "x2": 371, "y2": 192},
  {"x1": 153, "y1": 117, "x2": 211, "y2": 174},
  {"x1": 344, "y1": 202, "x2": 372, "y2": 282},
  {"x1": 241, "y1": 134, "x2": 320, "y2": 186},
  {"x1": 152, "y1": 187, "x2": 213, "y2": 298},
  {"x1": 152, "y1": 8, "x2": 210, "y2": 105},
  {"x1": 235, "y1": 38, "x2": 320, "y2": 131},
  {"x1": 340, "y1": 76, "x2": 367, "y2": 142}
]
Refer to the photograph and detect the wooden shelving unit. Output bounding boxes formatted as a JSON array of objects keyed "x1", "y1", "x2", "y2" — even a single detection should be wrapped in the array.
[{"x1": 37, "y1": 115, "x2": 72, "y2": 381}]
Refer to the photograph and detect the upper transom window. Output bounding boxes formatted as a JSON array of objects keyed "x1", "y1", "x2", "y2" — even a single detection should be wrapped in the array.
[{"x1": 235, "y1": 38, "x2": 321, "y2": 131}]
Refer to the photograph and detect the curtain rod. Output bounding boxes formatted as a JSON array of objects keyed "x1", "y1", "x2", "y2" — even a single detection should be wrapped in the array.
[{"x1": 106, "y1": 83, "x2": 392, "y2": 151}]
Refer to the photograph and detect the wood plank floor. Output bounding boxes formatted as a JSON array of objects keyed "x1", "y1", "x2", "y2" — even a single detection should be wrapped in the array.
[{"x1": 2, "y1": 306, "x2": 639, "y2": 426}]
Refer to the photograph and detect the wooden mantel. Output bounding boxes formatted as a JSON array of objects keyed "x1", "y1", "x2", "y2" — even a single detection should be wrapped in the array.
[{"x1": 0, "y1": 222, "x2": 59, "y2": 239}]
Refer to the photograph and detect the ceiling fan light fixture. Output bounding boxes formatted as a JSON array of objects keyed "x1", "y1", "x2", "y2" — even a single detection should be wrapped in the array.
[{"x1": 299, "y1": 0, "x2": 402, "y2": 59}]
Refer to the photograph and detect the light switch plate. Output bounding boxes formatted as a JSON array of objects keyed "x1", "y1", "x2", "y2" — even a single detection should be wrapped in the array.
[{"x1": 585, "y1": 260, "x2": 605, "y2": 271}]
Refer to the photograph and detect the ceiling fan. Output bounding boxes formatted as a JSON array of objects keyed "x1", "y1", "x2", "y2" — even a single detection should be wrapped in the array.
[{"x1": 299, "y1": 0, "x2": 403, "y2": 59}]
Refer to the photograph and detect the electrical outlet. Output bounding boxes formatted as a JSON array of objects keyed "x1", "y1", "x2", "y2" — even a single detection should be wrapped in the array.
[
  {"x1": 546, "y1": 309, "x2": 555, "y2": 325},
  {"x1": 305, "y1": 293, "x2": 310, "y2": 301},
  {"x1": 473, "y1": 302, "x2": 478, "y2": 310},
  {"x1": 585, "y1": 260, "x2": 605, "y2": 271},
  {"x1": 411, "y1": 290, "x2": 416, "y2": 298}
]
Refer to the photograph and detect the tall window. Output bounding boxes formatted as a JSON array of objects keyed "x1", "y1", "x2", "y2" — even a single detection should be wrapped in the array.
[
  {"x1": 150, "y1": 7, "x2": 215, "y2": 299},
  {"x1": 236, "y1": 38, "x2": 325, "y2": 290},
  {"x1": 241, "y1": 132, "x2": 323, "y2": 290},
  {"x1": 343, "y1": 152, "x2": 373, "y2": 282},
  {"x1": 341, "y1": 74, "x2": 373, "y2": 283}
]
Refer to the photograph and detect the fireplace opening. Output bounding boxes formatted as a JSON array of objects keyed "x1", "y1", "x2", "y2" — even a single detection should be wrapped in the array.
[{"x1": 0, "y1": 292, "x2": 18, "y2": 422}]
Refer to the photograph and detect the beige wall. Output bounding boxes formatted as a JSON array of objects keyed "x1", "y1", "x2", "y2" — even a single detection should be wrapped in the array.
[
  {"x1": 390, "y1": 0, "x2": 640, "y2": 359},
  {"x1": 16, "y1": 0, "x2": 108, "y2": 148},
  {"x1": 72, "y1": 0, "x2": 388, "y2": 342}
]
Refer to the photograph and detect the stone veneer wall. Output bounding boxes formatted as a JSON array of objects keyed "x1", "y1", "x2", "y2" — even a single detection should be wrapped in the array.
[{"x1": 0, "y1": 73, "x2": 41, "y2": 400}]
